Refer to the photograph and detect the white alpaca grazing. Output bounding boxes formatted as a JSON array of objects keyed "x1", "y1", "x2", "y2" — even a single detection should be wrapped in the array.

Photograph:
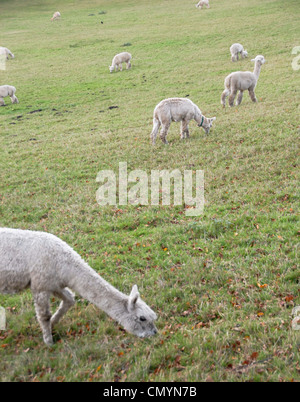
[
  {"x1": 51, "y1": 11, "x2": 61, "y2": 21},
  {"x1": 0, "y1": 47, "x2": 15, "y2": 60},
  {"x1": 0, "y1": 85, "x2": 19, "y2": 106},
  {"x1": 150, "y1": 98, "x2": 216, "y2": 145},
  {"x1": 196, "y1": 0, "x2": 210, "y2": 9},
  {"x1": 109, "y1": 52, "x2": 132, "y2": 73},
  {"x1": 0, "y1": 228, "x2": 158, "y2": 346},
  {"x1": 221, "y1": 55, "x2": 266, "y2": 108},
  {"x1": 230, "y1": 43, "x2": 248, "y2": 62}
]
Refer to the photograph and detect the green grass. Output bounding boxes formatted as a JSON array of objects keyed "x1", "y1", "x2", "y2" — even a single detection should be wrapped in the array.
[{"x1": 0, "y1": 0, "x2": 299, "y2": 382}]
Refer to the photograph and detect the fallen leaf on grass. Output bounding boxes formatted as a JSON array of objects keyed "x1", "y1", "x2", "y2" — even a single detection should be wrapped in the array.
[
  {"x1": 251, "y1": 352, "x2": 259, "y2": 360},
  {"x1": 257, "y1": 283, "x2": 268, "y2": 289}
]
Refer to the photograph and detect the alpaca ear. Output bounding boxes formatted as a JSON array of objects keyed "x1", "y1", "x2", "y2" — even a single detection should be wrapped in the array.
[
  {"x1": 251, "y1": 58, "x2": 255, "y2": 62},
  {"x1": 211, "y1": 117, "x2": 216, "y2": 121},
  {"x1": 128, "y1": 285, "x2": 140, "y2": 311}
]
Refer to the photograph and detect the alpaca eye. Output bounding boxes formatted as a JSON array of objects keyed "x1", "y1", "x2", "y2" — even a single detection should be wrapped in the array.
[{"x1": 140, "y1": 316, "x2": 147, "y2": 322}]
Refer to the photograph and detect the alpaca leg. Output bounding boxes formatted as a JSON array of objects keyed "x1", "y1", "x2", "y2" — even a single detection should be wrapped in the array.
[
  {"x1": 249, "y1": 89, "x2": 257, "y2": 103},
  {"x1": 160, "y1": 123, "x2": 170, "y2": 144},
  {"x1": 228, "y1": 89, "x2": 237, "y2": 107},
  {"x1": 119, "y1": 64, "x2": 123, "y2": 72},
  {"x1": 180, "y1": 120, "x2": 188, "y2": 139},
  {"x1": 221, "y1": 89, "x2": 230, "y2": 107},
  {"x1": 51, "y1": 288, "x2": 75, "y2": 327},
  {"x1": 182, "y1": 121, "x2": 190, "y2": 139},
  {"x1": 0, "y1": 97, "x2": 5, "y2": 106},
  {"x1": 33, "y1": 291, "x2": 53, "y2": 346},
  {"x1": 127, "y1": 61, "x2": 131, "y2": 69},
  {"x1": 236, "y1": 90, "x2": 244, "y2": 106},
  {"x1": 185, "y1": 125, "x2": 190, "y2": 138}
]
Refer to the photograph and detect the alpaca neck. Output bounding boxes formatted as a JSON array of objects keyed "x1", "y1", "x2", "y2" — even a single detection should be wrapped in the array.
[
  {"x1": 68, "y1": 259, "x2": 128, "y2": 323},
  {"x1": 195, "y1": 113, "x2": 207, "y2": 127},
  {"x1": 194, "y1": 106, "x2": 204, "y2": 125},
  {"x1": 253, "y1": 62, "x2": 262, "y2": 80}
]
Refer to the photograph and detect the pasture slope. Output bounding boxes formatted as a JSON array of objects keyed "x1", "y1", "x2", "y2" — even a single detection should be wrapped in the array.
[{"x1": 0, "y1": 0, "x2": 299, "y2": 382}]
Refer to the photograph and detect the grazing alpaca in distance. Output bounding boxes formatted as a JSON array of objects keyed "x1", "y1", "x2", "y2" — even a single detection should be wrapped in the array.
[
  {"x1": 0, "y1": 85, "x2": 19, "y2": 106},
  {"x1": 230, "y1": 43, "x2": 248, "y2": 62},
  {"x1": 150, "y1": 97, "x2": 216, "y2": 145},
  {"x1": 195, "y1": 0, "x2": 210, "y2": 9},
  {"x1": 0, "y1": 228, "x2": 158, "y2": 346},
  {"x1": 0, "y1": 47, "x2": 15, "y2": 60},
  {"x1": 51, "y1": 11, "x2": 61, "y2": 21},
  {"x1": 221, "y1": 55, "x2": 266, "y2": 107},
  {"x1": 109, "y1": 52, "x2": 132, "y2": 73}
]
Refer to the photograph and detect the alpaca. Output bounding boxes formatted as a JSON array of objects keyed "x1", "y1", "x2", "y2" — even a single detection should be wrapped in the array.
[
  {"x1": 221, "y1": 55, "x2": 266, "y2": 107},
  {"x1": 0, "y1": 47, "x2": 15, "y2": 60},
  {"x1": 0, "y1": 228, "x2": 158, "y2": 346},
  {"x1": 196, "y1": 0, "x2": 210, "y2": 9},
  {"x1": 230, "y1": 43, "x2": 248, "y2": 62},
  {"x1": 150, "y1": 98, "x2": 216, "y2": 145},
  {"x1": 0, "y1": 85, "x2": 19, "y2": 106},
  {"x1": 51, "y1": 11, "x2": 61, "y2": 21},
  {"x1": 109, "y1": 52, "x2": 132, "y2": 73}
]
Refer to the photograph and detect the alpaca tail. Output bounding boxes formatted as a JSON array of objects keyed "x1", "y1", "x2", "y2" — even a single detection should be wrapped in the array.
[
  {"x1": 224, "y1": 75, "x2": 232, "y2": 91},
  {"x1": 221, "y1": 75, "x2": 231, "y2": 107},
  {"x1": 150, "y1": 117, "x2": 160, "y2": 145}
]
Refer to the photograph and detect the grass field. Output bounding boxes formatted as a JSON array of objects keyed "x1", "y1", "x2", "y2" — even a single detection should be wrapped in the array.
[{"x1": 0, "y1": 0, "x2": 299, "y2": 382}]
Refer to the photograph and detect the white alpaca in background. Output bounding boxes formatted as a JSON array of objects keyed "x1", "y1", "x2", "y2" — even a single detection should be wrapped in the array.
[
  {"x1": 150, "y1": 98, "x2": 216, "y2": 145},
  {"x1": 230, "y1": 43, "x2": 248, "y2": 62},
  {"x1": 0, "y1": 228, "x2": 158, "y2": 346},
  {"x1": 51, "y1": 11, "x2": 61, "y2": 21},
  {"x1": 196, "y1": 0, "x2": 210, "y2": 9},
  {"x1": 0, "y1": 85, "x2": 19, "y2": 106},
  {"x1": 221, "y1": 55, "x2": 266, "y2": 107},
  {"x1": 109, "y1": 52, "x2": 132, "y2": 73},
  {"x1": 0, "y1": 47, "x2": 15, "y2": 60}
]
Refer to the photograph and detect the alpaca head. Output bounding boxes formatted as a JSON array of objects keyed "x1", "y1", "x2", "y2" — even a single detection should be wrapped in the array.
[
  {"x1": 109, "y1": 65, "x2": 114, "y2": 73},
  {"x1": 242, "y1": 50, "x2": 248, "y2": 58},
  {"x1": 121, "y1": 285, "x2": 158, "y2": 338},
  {"x1": 251, "y1": 55, "x2": 266, "y2": 65},
  {"x1": 200, "y1": 116, "x2": 216, "y2": 134}
]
